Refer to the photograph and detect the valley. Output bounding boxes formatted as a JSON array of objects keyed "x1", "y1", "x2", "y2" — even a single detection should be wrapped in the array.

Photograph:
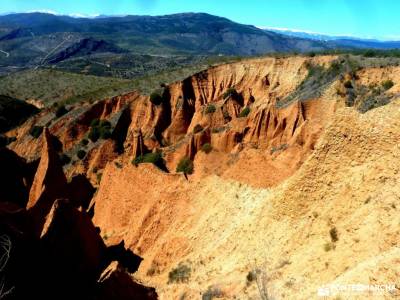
[
  {"x1": 0, "y1": 8, "x2": 399, "y2": 300},
  {"x1": 1, "y1": 53, "x2": 399, "y2": 299}
]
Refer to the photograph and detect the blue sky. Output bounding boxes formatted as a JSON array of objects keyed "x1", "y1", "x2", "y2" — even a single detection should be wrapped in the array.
[{"x1": 1, "y1": 0, "x2": 399, "y2": 40}]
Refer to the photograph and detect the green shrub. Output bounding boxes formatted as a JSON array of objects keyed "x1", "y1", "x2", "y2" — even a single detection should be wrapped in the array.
[
  {"x1": 55, "y1": 105, "x2": 68, "y2": 118},
  {"x1": 150, "y1": 92, "x2": 163, "y2": 105},
  {"x1": 205, "y1": 104, "x2": 216, "y2": 114},
  {"x1": 77, "y1": 149, "x2": 86, "y2": 160},
  {"x1": 201, "y1": 143, "x2": 212, "y2": 154},
  {"x1": 222, "y1": 87, "x2": 238, "y2": 99},
  {"x1": 381, "y1": 80, "x2": 394, "y2": 90},
  {"x1": 329, "y1": 227, "x2": 339, "y2": 242},
  {"x1": 239, "y1": 107, "x2": 250, "y2": 118},
  {"x1": 132, "y1": 151, "x2": 165, "y2": 169},
  {"x1": 246, "y1": 270, "x2": 257, "y2": 284},
  {"x1": 168, "y1": 263, "x2": 191, "y2": 284},
  {"x1": 80, "y1": 138, "x2": 89, "y2": 146},
  {"x1": 30, "y1": 126, "x2": 43, "y2": 139},
  {"x1": 88, "y1": 126, "x2": 100, "y2": 142},
  {"x1": 89, "y1": 119, "x2": 112, "y2": 141},
  {"x1": 176, "y1": 157, "x2": 194, "y2": 175},
  {"x1": 99, "y1": 126, "x2": 112, "y2": 139},
  {"x1": 193, "y1": 124, "x2": 203, "y2": 134}
]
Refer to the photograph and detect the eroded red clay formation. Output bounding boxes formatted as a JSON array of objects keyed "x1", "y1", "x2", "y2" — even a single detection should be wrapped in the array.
[
  {"x1": 5, "y1": 55, "x2": 400, "y2": 298},
  {"x1": 8, "y1": 56, "x2": 338, "y2": 188}
]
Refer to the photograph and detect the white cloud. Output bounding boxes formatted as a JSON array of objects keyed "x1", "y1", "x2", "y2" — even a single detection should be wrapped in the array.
[
  {"x1": 24, "y1": 10, "x2": 100, "y2": 18},
  {"x1": 68, "y1": 13, "x2": 100, "y2": 18}
]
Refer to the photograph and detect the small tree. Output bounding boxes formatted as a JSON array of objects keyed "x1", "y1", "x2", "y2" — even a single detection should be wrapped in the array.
[
  {"x1": 88, "y1": 126, "x2": 100, "y2": 142},
  {"x1": 176, "y1": 157, "x2": 194, "y2": 179},
  {"x1": 99, "y1": 126, "x2": 112, "y2": 139}
]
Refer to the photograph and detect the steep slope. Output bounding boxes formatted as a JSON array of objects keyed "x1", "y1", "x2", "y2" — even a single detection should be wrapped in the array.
[
  {"x1": 5, "y1": 55, "x2": 400, "y2": 298},
  {"x1": 0, "y1": 12, "x2": 326, "y2": 56},
  {"x1": 47, "y1": 37, "x2": 126, "y2": 64},
  {"x1": 0, "y1": 95, "x2": 39, "y2": 133},
  {"x1": 92, "y1": 98, "x2": 400, "y2": 300}
]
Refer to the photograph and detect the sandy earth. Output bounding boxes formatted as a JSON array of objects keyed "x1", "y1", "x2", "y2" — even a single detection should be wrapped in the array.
[{"x1": 93, "y1": 98, "x2": 400, "y2": 299}]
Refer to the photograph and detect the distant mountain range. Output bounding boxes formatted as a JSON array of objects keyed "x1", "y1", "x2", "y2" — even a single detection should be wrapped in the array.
[
  {"x1": 0, "y1": 12, "x2": 399, "y2": 75},
  {"x1": 265, "y1": 28, "x2": 400, "y2": 49},
  {"x1": 0, "y1": 12, "x2": 327, "y2": 57}
]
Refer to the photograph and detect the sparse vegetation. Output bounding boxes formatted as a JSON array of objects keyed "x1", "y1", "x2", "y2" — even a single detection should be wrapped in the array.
[
  {"x1": 193, "y1": 124, "x2": 204, "y2": 134},
  {"x1": 201, "y1": 143, "x2": 213, "y2": 154},
  {"x1": 239, "y1": 106, "x2": 250, "y2": 118},
  {"x1": 88, "y1": 126, "x2": 100, "y2": 142},
  {"x1": 168, "y1": 263, "x2": 191, "y2": 284},
  {"x1": 246, "y1": 270, "x2": 257, "y2": 284},
  {"x1": 381, "y1": 79, "x2": 394, "y2": 90},
  {"x1": 329, "y1": 227, "x2": 339, "y2": 243},
  {"x1": 146, "y1": 261, "x2": 160, "y2": 277},
  {"x1": 29, "y1": 126, "x2": 44, "y2": 139},
  {"x1": 324, "y1": 242, "x2": 336, "y2": 252},
  {"x1": 222, "y1": 87, "x2": 238, "y2": 99},
  {"x1": 77, "y1": 149, "x2": 87, "y2": 160},
  {"x1": 132, "y1": 151, "x2": 166, "y2": 170},
  {"x1": 202, "y1": 286, "x2": 224, "y2": 300},
  {"x1": 205, "y1": 104, "x2": 216, "y2": 114},
  {"x1": 176, "y1": 157, "x2": 194, "y2": 175},
  {"x1": 150, "y1": 92, "x2": 163, "y2": 105},
  {"x1": 248, "y1": 268, "x2": 273, "y2": 300},
  {"x1": 89, "y1": 118, "x2": 112, "y2": 142}
]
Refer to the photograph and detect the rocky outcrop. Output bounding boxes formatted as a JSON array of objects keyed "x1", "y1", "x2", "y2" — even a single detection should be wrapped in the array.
[
  {"x1": 68, "y1": 174, "x2": 96, "y2": 210},
  {"x1": 40, "y1": 199, "x2": 108, "y2": 294},
  {"x1": 0, "y1": 147, "x2": 32, "y2": 206},
  {"x1": 97, "y1": 262, "x2": 158, "y2": 300},
  {"x1": 130, "y1": 129, "x2": 146, "y2": 159},
  {"x1": 26, "y1": 128, "x2": 68, "y2": 234},
  {"x1": 1, "y1": 196, "x2": 158, "y2": 299}
]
